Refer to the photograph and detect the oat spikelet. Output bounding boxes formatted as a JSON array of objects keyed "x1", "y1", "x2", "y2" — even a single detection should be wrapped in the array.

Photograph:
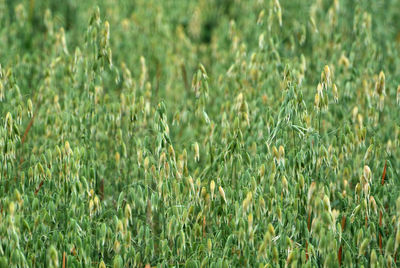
[{"x1": 219, "y1": 186, "x2": 227, "y2": 203}]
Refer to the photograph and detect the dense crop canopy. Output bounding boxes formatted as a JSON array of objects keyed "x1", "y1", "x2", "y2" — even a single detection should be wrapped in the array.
[{"x1": 0, "y1": 0, "x2": 400, "y2": 267}]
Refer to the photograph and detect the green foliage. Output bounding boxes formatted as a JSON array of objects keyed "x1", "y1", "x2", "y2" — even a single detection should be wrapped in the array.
[{"x1": 0, "y1": 0, "x2": 400, "y2": 267}]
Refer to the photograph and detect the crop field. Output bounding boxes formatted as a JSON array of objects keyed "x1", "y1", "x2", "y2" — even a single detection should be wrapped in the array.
[{"x1": 1, "y1": 0, "x2": 400, "y2": 267}]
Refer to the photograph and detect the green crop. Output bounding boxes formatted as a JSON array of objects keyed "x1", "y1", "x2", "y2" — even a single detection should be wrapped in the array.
[{"x1": 0, "y1": 0, "x2": 400, "y2": 267}]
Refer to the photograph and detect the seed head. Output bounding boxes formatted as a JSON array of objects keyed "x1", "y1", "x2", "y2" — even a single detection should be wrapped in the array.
[
  {"x1": 339, "y1": 54, "x2": 350, "y2": 68},
  {"x1": 168, "y1": 144, "x2": 175, "y2": 160},
  {"x1": 115, "y1": 152, "x2": 120, "y2": 164},
  {"x1": 104, "y1": 21, "x2": 110, "y2": 41},
  {"x1": 281, "y1": 176, "x2": 288, "y2": 192},
  {"x1": 47, "y1": 245, "x2": 58, "y2": 268},
  {"x1": 364, "y1": 144, "x2": 373, "y2": 161},
  {"x1": 259, "y1": 197, "x2": 266, "y2": 212},
  {"x1": 188, "y1": 176, "x2": 195, "y2": 194},
  {"x1": 201, "y1": 187, "x2": 207, "y2": 198},
  {"x1": 272, "y1": 146, "x2": 279, "y2": 160},
  {"x1": 219, "y1": 186, "x2": 227, "y2": 203},
  {"x1": 243, "y1": 192, "x2": 252, "y2": 212},
  {"x1": 369, "y1": 196, "x2": 377, "y2": 215},
  {"x1": 274, "y1": 0, "x2": 282, "y2": 27},
  {"x1": 248, "y1": 213, "x2": 253, "y2": 231},
  {"x1": 144, "y1": 156, "x2": 150, "y2": 171},
  {"x1": 99, "y1": 260, "x2": 106, "y2": 268},
  {"x1": 9, "y1": 201, "x2": 15, "y2": 216},
  {"x1": 259, "y1": 33, "x2": 265, "y2": 49},
  {"x1": 363, "y1": 165, "x2": 371, "y2": 182},
  {"x1": 314, "y1": 93, "x2": 320, "y2": 109},
  {"x1": 370, "y1": 249, "x2": 377, "y2": 266},
  {"x1": 286, "y1": 250, "x2": 295, "y2": 266},
  {"x1": 27, "y1": 99, "x2": 33, "y2": 117},
  {"x1": 94, "y1": 195, "x2": 100, "y2": 211},
  {"x1": 278, "y1": 145, "x2": 285, "y2": 159},
  {"x1": 59, "y1": 27, "x2": 68, "y2": 54},
  {"x1": 376, "y1": 71, "x2": 385, "y2": 95},
  {"x1": 277, "y1": 206, "x2": 282, "y2": 222},
  {"x1": 14, "y1": 189, "x2": 22, "y2": 206},
  {"x1": 323, "y1": 195, "x2": 331, "y2": 212},
  {"x1": 257, "y1": 10, "x2": 265, "y2": 25},
  {"x1": 5, "y1": 112, "x2": 12, "y2": 134},
  {"x1": 125, "y1": 204, "x2": 131, "y2": 220},
  {"x1": 210, "y1": 180, "x2": 215, "y2": 200},
  {"x1": 194, "y1": 142, "x2": 199, "y2": 162},
  {"x1": 259, "y1": 164, "x2": 265, "y2": 178},
  {"x1": 323, "y1": 65, "x2": 331, "y2": 86},
  {"x1": 137, "y1": 149, "x2": 143, "y2": 167},
  {"x1": 89, "y1": 199, "x2": 94, "y2": 216},
  {"x1": 359, "y1": 238, "x2": 370, "y2": 256},
  {"x1": 272, "y1": 246, "x2": 279, "y2": 263},
  {"x1": 332, "y1": 83, "x2": 338, "y2": 102},
  {"x1": 65, "y1": 141, "x2": 71, "y2": 155},
  {"x1": 116, "y1": 220, "x2": 123, "y2": 233},
  {"x1": 114, "y1": 240, "x2": 121, "y2": 254},
  {"x1": 317, "y1": 82, "x2": 323, "y2": 97},
  {"x1": 268, "y1": 223, "x2": 275, "y2": 236}
]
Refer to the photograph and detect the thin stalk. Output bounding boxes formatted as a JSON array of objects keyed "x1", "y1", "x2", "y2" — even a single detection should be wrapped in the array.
[
  {"x1": 64, "y1": 170, "x2": 68, "y2": 263},
  {"x1": 316, "y1": 102, "x2": 322, "y2": 181}
]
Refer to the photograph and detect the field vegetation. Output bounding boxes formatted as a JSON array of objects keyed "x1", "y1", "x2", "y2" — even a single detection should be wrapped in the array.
[{"x1": 0, "y1": 0, "x2": 400, "y2": 267}]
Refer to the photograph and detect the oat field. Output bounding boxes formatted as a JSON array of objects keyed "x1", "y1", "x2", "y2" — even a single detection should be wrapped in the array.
[{"x1": 1, "y1": 0, "x2": 400, "y2": 267}]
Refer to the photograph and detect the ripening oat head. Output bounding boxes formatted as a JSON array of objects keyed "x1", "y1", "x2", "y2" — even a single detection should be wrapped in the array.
[
  {"x1": 272, "y1": 146, "x2": 279, "y2": 160},
  {"x1": 363, "y1": 165, "x2": 371, "y2": 182},
  {"x1": 314, "y1": 93, "x2": 320, "y2": 109},
  {"x1": 317, "y1": 83, "x2": 323, "y2": 97},
  {"x1": 210, "y1": 180, "x2": 215, "y2": 200},
  {"x1": 323, "y1": 65, "x2": 331, "y2": 86},
  {"x1": 65, "y1": 141, "x2": 71, "y2": 155},
  {"x1": 99, "y1": 260, "x2": 106, "y2": 268},
  {"x1": 194, "y1": 142, "x2": 200, "y2": 162},
  {"x1": 369, "y1": 196, "x2": 377, "y2": 215},
  {"x1": 219, "y1": 186, "x2": 227, "y2": 203},
  {"x1": 115, "y1": 152, "x2": 120, "y2": 164},
  {"x1": 278, "y1": 145, "x2": 285, "y2": 159},
  {"x1": 376, "y1": 71, "x2": 385, "y2": 95},
  {"x1": 339, "y1": 53, "x2": 350, "y2": 67},
  {"x1": 332, "y1": 83, "x2": 338, "y2": 102},
  {"x1": 323, "y1": 195, "x2": 331, "y2": 212}
]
